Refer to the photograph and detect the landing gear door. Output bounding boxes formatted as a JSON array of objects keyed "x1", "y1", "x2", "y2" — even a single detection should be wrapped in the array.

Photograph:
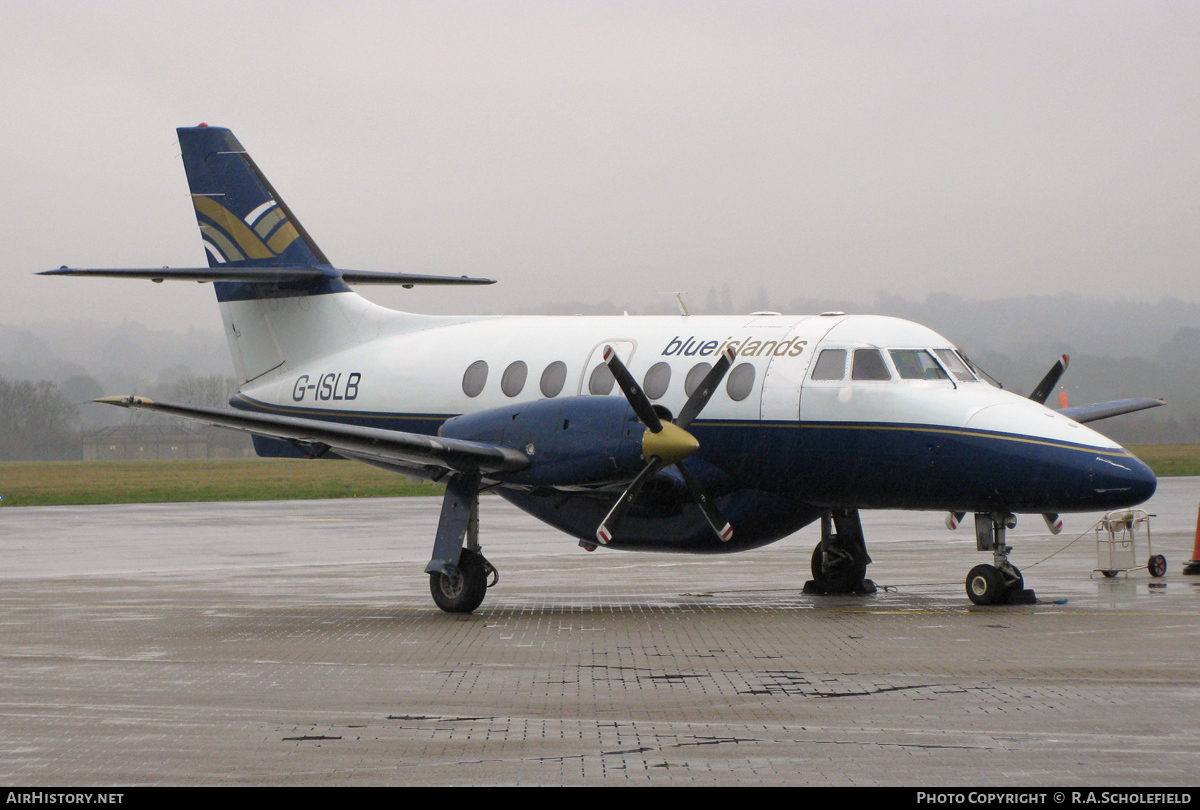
[{"x1": 760, "y1": 317, "x2": 841, "y2": 420}]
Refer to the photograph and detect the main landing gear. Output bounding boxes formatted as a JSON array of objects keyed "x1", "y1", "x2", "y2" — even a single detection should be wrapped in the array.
[
  {"x1": 429, "y1": 547, "x2": 498, "y2": 613},
  {"x1": 966, "y1": 512, "x2": 1036, "y2": 605},
  {"x1": 804, "y1": 509, "x2": 877, "y2": 595},
  {"x1": 426, "y1": 472, "x2": 499, "y2": 614}
]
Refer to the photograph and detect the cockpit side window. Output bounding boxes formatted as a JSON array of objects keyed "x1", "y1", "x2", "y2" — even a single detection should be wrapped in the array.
[
  {"x1": 889, "y1": 349, "x2": 949, "y2": 381},
  {"x1": 811, "y1": 349, "x2": 847, "y2": 381},
  {"x1": 851, "y1": 349, "x2": 892, "y2": 381},
  {"x1": 934, "y1": 349, "x2": 977, "y2": 382}
]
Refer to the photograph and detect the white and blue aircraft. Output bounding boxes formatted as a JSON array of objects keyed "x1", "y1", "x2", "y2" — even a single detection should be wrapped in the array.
[{"x1": 45, "y1": 125, "x2": 1163, "y2": 612}]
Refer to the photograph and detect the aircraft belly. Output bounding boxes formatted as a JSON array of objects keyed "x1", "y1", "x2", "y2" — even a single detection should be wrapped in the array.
[{"x1": 495, "y1": 486, "x2": 823, "y2": 553}]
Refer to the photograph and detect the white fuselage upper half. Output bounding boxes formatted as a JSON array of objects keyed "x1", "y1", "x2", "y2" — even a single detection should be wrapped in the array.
[{"x1": 229, "y1": 292, "x2": 1119, "y2": 453}]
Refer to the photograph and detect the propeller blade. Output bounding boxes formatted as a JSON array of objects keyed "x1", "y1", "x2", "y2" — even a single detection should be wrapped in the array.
[
  {"x1": 678, "y1": 463, "x2": 733, "y2": 542},
  {"x1": 1029, "y1": 354, "x2": 1069, "y2": 405},
  {"x1": 596, "y1": 345, "x2": 734, "y2": 545},
  {"x1": 595, "y1": 459, "x2": 662, "y2": 545},
  {"x1": 676, "y1": 346, "x2": 736, "y2": 429},
  {"x1": 603, "y1": 344, "x2": 663, "y2": 433}
]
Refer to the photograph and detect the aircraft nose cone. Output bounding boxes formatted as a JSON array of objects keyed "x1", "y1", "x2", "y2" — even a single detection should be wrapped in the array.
[
  {"x1": 1092, "y1": 452, "x2": 1157, "y2": 509},
  {"x1": 1124, "y1": 454, "x2": 1157, "y2": 503}
]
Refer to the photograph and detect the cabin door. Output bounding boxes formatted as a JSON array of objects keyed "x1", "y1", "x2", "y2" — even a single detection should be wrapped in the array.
[{"x1": 759, "y1": 317, "x2": 840, "y2": 420}]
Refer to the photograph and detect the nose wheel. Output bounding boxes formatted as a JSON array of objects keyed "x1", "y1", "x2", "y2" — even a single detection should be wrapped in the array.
[
  {"x1": 965, "y1": 563, "x2": 1024, "y2": 606},
  {"x1": 966, "y1": 512, "x2": 1036, "y2": 605}
]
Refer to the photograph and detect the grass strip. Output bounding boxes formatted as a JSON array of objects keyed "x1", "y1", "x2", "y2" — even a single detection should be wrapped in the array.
[
  {"x1": 1127, "y1": 444, "x2": 1200, "y2": 477},
  {"x1": 0, "y1": 459, "x2": 444, "y2": 507}
]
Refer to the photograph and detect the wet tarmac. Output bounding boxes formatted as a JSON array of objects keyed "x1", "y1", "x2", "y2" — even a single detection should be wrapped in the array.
[{"x1": 1, "y1": 478, "x2": 1198, "y2": 785}]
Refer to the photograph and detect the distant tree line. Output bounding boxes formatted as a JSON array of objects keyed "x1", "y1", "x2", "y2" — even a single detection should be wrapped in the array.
[
  {"x1": 0, "y1": 374, "x2": 241, "y2": 461},
  {"x1": 0, "y1": 377, "x2": 79, "y2": 460}
]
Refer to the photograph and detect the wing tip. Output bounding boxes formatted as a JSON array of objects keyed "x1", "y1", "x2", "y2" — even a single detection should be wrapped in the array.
[{"x1": 95, "y1": 395, "x2": 154, "y2": 407}]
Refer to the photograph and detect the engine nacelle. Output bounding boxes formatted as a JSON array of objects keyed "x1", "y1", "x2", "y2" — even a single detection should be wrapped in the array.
[{"x1": 439, "y1": 396, "x2": 646, "y2": 486}]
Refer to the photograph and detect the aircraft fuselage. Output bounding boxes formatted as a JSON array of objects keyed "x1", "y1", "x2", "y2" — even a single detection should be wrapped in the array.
[{"x1": 226, "y1": 293, "x2": 1156, "y2": 552}]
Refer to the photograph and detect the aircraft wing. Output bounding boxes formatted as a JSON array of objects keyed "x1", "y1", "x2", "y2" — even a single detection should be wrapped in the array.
[
  {"x1": 95, "y1": 396, "x2": 529, "y2": 476},
  {"x1": 1058, "y1": 397, "x2": 1164, "y2": 424}
]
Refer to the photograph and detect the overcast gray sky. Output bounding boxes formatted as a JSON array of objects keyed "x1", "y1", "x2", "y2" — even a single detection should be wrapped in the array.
[{"x1": 3, "y1": 1, "x2": 1198, "y2": 331}]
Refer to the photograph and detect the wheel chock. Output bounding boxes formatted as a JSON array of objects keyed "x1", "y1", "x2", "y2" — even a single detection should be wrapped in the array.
[
  {"x1": 802, "y1": 578, "x2": 877, "y2": 595},
  {"x1": 1006, "y1": 587, "x2": 1037, "y2": 605}
]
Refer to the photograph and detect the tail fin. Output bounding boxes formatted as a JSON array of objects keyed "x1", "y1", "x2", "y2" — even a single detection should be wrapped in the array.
[{"x1": 178, "y1": 124, "x2": 331, "y2": 271}]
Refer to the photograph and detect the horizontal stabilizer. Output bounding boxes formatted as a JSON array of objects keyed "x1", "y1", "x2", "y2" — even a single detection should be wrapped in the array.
[
  {"x1": 340, "y1": 270, "x2": 495, "y2": 286},
  {"x1": 1059, "y1": 397, "x2": 1164, "y2": 424},
  {"x1": 41, "y1": 266, "x2": 495, "y2": 286},
  {"x1": 95, "y1": 396, "x2": 528, "y2": 475}
]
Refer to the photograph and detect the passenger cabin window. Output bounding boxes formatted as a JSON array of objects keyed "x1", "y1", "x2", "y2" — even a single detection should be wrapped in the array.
[
  {"x1": 851, "y1": 349, "x2": 891, "y2": 381},
  {"x1": 501, "y1": 361, "x2": 528, "y2": 397},
  {"x1": 540, "y1": 361, "x2": 567, "y2": 397},
  {"x1": 726, "y1": 363, "x2": 756, "y2": 401},
  {"x1": 643, "y1": 362, "x2": 671, "y2": 400},
  {"x1": 811, "y1": 349, "x2": 846, "y2": 381},
  {"x1": 684, "y1": 362, "x2": 712, "y2": 397},
  {"x1": 462, "y1": 360, "x2": 488, "y2": 397},
  {"x1": 589, "y1": 363, "x2": 616, "y2": 395},
  {"x1": 934, "y1": 349, "x2": 977, "y2": 382},
  {"x1": 686, "y1": 362, "x2": 710, "y2": 398},
  {"x1": 889, "y1": 350, "x2": 948, "y2": 381}
]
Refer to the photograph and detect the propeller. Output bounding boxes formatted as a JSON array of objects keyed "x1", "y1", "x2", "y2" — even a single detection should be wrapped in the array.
[
  {"x1": 1029, "y1": 354, "x2": 1069, "y2": 405},
  {"x1": 595, "y1": 345, "x2": 735, "y2": 545}
]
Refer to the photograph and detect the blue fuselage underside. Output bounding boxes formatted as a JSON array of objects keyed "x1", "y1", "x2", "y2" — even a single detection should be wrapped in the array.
[{"x1": 238, "y1": 399, "x2": 1156, "y2": 553}]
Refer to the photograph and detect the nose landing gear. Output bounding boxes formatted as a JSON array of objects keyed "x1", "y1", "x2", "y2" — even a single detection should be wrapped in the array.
[{"x1": 966, "y1": 512, "x2": 1036, "y2": 605}]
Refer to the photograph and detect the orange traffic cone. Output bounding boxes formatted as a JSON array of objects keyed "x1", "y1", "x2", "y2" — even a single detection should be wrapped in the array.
[{"x1": 1185, "y1": 504, "x2": 1200, "y2": 575}]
